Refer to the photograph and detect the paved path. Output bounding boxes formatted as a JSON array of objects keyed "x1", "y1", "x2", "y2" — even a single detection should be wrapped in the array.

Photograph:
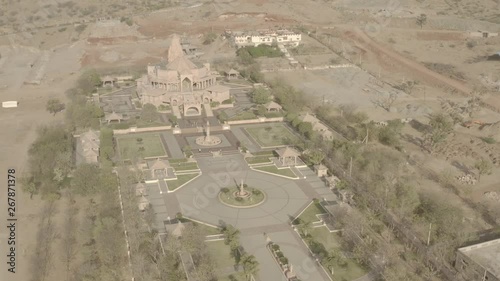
[
  {"x1": 229, "y1": 126, "x2": 260, "y2": 153},
  {"x1": 203, "y1": 103, "x2": 213, "y2": 117},
  {"x1": 160, "y1": 131, "x2": 184, "y2": 158},
  {"x1": 172, "y1": 105, "x2": 182, "y2": 118}
]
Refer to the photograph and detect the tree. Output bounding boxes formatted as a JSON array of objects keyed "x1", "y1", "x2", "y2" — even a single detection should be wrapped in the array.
[
  {"x1": 183, "y1": 145, "x2": 192, "y2": 157},
  {"x1": 298, "y1": 220, "x2": 312, "y2": 237},
  {"x1": 251, "y1": 87, "x2": 271, "y2": 104},
  {"x1": 304, "y1": 149, "x2": 325, "y2": 165},
  {"x1": 474, "y1": 158, "x2": 492, "y2": 182},
  {"x1": 237, "y1": 48, "x2": 255, "y2": 65},
  {"x1": 203, "y1": 32, "x2": 217, "y2": 45},
  {"x1": 241, "y1": 254, "x2": 259, "y2": 280},
  {"x1": 46, "y1": 98, "x2": 65, "y2": 116},
  {"x1": 20, "y1": 176, "x2": 38, "y2": 199},
  {"x1": 416, "y1": 14, "x2": 427, "y2": 29},
  {"x1": 371, "y1": 92, "x2": 398, "y2": 111},
  {"x1": 71, "y1": 163, "x2": 100, "y2": 195},
  {"x1": 167, "y1": 114, "x2": 178, "y2": 125},
  {"x1": 141, "y1": 103, "x2": 158, "y2": 123},
  {"x1": 298, "y1": 122, "x2": 314, "y2": 137},
  {"x1": 424, "y1": 113, "x2": 453, "y2": 152},
  {"x1": 77, "y1": 69, "x2": 101, "y2": 94}
]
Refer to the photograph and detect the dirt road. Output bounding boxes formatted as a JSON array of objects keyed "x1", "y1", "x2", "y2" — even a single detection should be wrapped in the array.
[{"x1": 341, "y1": 27, "x2": 472, "y2": 95}]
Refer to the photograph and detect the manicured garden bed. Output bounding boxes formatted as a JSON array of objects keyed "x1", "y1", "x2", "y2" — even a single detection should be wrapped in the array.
[
  {"x1": 166, "y1": 173, "x2": 199, "y2": 191},
  {"x1": 116, "y1": 133, "x2": 166, "y2": 159},
  {"x1": 245, "y1": 123, "x2": 299, "y2": 147},
  {"x1": 253, "y1": 165, "x2": 297, "y2": 178}
]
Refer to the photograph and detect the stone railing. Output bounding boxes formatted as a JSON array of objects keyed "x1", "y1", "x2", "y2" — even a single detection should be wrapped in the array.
[
  {"x1": 226, "y1": 116, "x2": 284, "y2": 125},
  {"x1": 113, "y1": 125, "x2": 172, "y2": 135}
]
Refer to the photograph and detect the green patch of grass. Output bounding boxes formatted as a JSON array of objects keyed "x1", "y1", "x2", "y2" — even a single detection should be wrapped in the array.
[
  {"x1": 172, "y1": 162, "x2": 199, "y2": 171},
  {"x1": 245, "y1": 156, "x2": 272, "y2": 165},
  {"x1": 169, "y1": 158, "x2": 188, "y2": 164},
  {"x1": 206, "y1": 241, "x2": 247, "y2": 280},
  {"x1": 321, "y1": 255, "x2": 367, "y2": 281},
  {"x1": 252, "y1": 150, "x2": 275, "y2": 156},
  {"x1": 185, "y1": 220, "x2": 221, "y2": 236},
  {"x1": 294, "y1": 200, "x2": 327, "y2": 224},
  {"x1": 136, "y1": 120, "x2": 167, "y2": 128},
  {"x1": 166, "y1": 173, "x2": 199, "y2": 191},
  {"x1": 238, "y1": 45, "x2": 283, "y2": 58},
  {"x1": 229, "y1": 111, "x2": 257, "y2": 121},
  {"x1": 480, "y1": 137, "x2": 496, "y2": 144},
  {"x1": 245, "y1": 124, "x2": 299, "y2": 147},
  {"x1": 116, "y1": 133, "x2": 166, "y2": 159},
  {"x1": 254, "y1": 165, "x2": 296, "y2": 178}
]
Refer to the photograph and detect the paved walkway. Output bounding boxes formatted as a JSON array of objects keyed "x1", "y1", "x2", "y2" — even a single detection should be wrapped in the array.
[
  {"x1": 160, "y1": 131, "x2": 184, "y2": 158},
  {"x1": 172, "y1": 105, "x2": 182, "y2": 118},
  {"x1": 203, "y1": 103, "x2": 213, "y2": 117}
]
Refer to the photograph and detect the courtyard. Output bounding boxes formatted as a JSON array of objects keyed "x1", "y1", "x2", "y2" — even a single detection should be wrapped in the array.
[
  {"x1": 243, "y1": 123, "x2": 300, "y2": 148},
  {"x1": 116, "y1": 133, "x2": 167, "y2": 159}
]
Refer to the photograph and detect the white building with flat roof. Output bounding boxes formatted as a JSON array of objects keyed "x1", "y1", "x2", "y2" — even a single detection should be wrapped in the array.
[
  {"x1": 233, "y1": 29, "x2": 301, "y2": 47},
  {"x1": 455, "y1": 238, "x2": 500, "y2": 281}
]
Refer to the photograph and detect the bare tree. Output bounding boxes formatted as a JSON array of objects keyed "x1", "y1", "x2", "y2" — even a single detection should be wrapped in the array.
[{"x1": 371, "y1": 92, "x2": 398, "y2": 111}]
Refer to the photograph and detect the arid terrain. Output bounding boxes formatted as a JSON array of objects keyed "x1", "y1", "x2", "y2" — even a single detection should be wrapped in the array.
[{"x1": 0, "y1": 0, "x2": 499, "y2": 280}]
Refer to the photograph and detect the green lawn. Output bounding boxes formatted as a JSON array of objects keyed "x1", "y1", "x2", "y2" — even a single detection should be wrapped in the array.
[
  {"x1": 322, "y1": 256, "x2": 367, "y2": 281},
  {"x1": 172, "y1": 161, "x2": 199, "y2": 171},
  {"x1": 116, "y1": 133, "x2": 166, "y2": 159},
  {"x1": 185, "y1": 220, "x2": 221, "y2": 236},
  {"x1": 294, "y1": 200, "x2": 327, "y2": 224},
  {"x1": 252, "y1": 150, "x2": 275, "y2": 156},
  {"x1": 169, "y1": 158, "x2": 188, "y2": 164},
  {"x1": 206, "y1": 241, "x2": 248, "y2": 281},
  {"x1": 295, "y1": 202, "x2": 368, "y2": 280},
  {"x1": 166, "y1": 173, "x2": 199, "y2": 191},
  {"x1": 245, "y1": 156, "x2": 272, "y2": 165},
  {"x1": 229, "y1": 111, "x2": 257, "y2": 121},
  {"x1": 245, "y1": 124, "x2": 299, "y2": 147},
  {"x1": 254, "y1": 165, "x2": 297, "y2": 178}
]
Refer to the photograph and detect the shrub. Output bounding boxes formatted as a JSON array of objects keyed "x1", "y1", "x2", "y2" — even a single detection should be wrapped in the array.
[
  {"x1": 276, "y1": 251, "x2": 284, "y2": 258},
  {"x1": 221, "y1": 187, "x2": 230, "y2": 194},
  {"x1": 279, "y1": 257, "x2": 288, "y2": 265},
  {"x1": 272, "y1": 244, "x2": 280, "y2": 251},
  {"x1": 480, "y1": 137, "x2": 496, "y2": 144},
  {"x1": 252, "y1": 189, "x2": 261, "y2": 195},
  {"x1": 235, "y1": 197, "x2": 243, "y2": 202},
  {"x1": 466, "y1": 40, "x2": 477, "y2": 49},
  {"x1": 222, "y1": 97, "x2": 234, "y2": 104}
]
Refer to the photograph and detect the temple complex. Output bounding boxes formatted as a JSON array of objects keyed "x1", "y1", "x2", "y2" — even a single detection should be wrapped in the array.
[{"x1": 136, "y1": 34, "x2": 231, "y2": 117}]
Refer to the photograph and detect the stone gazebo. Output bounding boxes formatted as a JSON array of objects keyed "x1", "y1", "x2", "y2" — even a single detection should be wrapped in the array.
[
  {"x1": 275, "y1": 147, "x2": 301, "y2": 166},
  {"x1": 264, "y1": 101, "x2": 283, "y2": 112},
  {"x1": 226, "y1": 69, "x2": 239, "y2": 80},
  {"x1": 149, "y1": 158, "x2": 170, "y2": 179},
  {"x1": 314, "y1": 164, "x2": 328, "y2": 177},
  {"x1": 105, "y1": 112, "x2": 124, "y2": 123}
]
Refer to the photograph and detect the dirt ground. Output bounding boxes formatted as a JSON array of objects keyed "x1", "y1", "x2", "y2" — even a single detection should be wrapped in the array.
[{"x1": 1, "y1": 0, "x2": 500, "y2": 279}]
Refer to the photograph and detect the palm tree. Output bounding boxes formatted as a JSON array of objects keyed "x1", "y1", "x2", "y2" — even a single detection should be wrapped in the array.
[
  {"x1": 323, "y1": 252, "x2": 336, "y2": 275},
  {"x1": 223, "y1": 224, "x2": 240, "y2": 245},
  {"x1": 241, "y1": 254, "x2": 259, "y2": 280},
  {"x1": 298, "y1": 221, "x2": 312, "y2": 237}
]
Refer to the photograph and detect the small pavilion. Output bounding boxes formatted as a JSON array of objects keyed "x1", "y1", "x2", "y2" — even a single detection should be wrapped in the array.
[
  {"x1": 275, "y1": 147, "x2": 301, "y2": 166},
  {"x1": 226, "y1": 69, "x2": 239, "y2": 79},
  {"x1": 138, "y1": 195, "x2": 150, "y2": 211},
  {"x1": 105, "y1": 112, "x2": 124, "y2": 123},
  {"x1": 149, "y1": 158, "x2": 170, "y2": 179},
  {"x1": 135, "y1": 182, "x2": 147, "y2": 196},
  {"x1": 102, "y1": 75, "x2": 116, "y2": 87},
  {"x1": 264, "y1": 101, "x2": 282, "y2": 112},
  {"x1": 314, "y1": 164, "x2": 328, "y2": 177}
]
